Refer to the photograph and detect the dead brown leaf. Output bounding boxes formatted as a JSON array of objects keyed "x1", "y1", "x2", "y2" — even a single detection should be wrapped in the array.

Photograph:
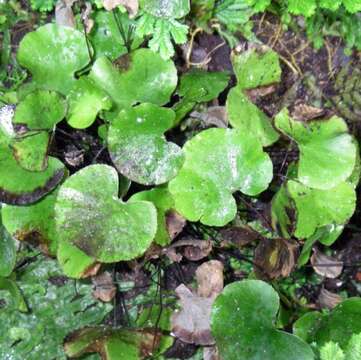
[
  {"x1": 55, "y1": 0, "x2": 76, "y2": 28},
  {"x1": 204, "y1": 346, "x2": 221, "y2": 360},
  {"x1": 171, "y1": 260, "x2": 224, "y2": 346},
  {"x1": 245, "y1": 84, "x2": 277, "y2": 102},
  {"x1": 164, "y1": 238, "x2": 212, "y2": 262},
  {"x1": 190, "y1": 106, "x2": 228, "y2": 128},
  {"x1": 102, "y1": 0, "x2": 138, "y2": 17},
  {"x1": 291, "y1": 103, "x2": 325, "y2": 122},
  {"x1": 311, "y1": 249, "x2": 343, "y2": 278},
  {"x1": 220, "y1": 226, "x2": 260, "y2": 247},
  {"x1": 317, "y1": 287, "x2": 343, "y2": 309},
  {"x1": 92, "y1": 271, "x2": 116, "y2": 302},
  {"x1": 254, "y1": 238, "x2": 298, "y2": 279},
  {"x1": 166, "y1": 210, "x2": 186, "y2": 240},
  {"x1": 196, "y1": 260, "x2": 223, "y2": 298}
]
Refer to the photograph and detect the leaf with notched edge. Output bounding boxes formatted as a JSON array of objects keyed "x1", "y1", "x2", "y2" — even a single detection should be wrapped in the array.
[
  {"x1": 108, "y1": 104, "x2": 184, "y2": 185},
  {"x1": 55, "y1": 164, "x2": 157, "y2": 264}
]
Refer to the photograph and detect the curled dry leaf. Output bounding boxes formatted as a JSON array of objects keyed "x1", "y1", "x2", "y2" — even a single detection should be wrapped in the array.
[
  {"x1": 190, "y1": 106, "x2": 228, "y2": 128},
  {"x1": 171, "y1": 260, "x2": 224, "y2": 345},
  {"x1": 92, "y1": 271, "x2": 116, "y2": 302},
  {"x1": 254, "y1": 238, "x2": 299, "y2": 279},
  {"x1": 102, "y1": 0, "x2": 138, "y2": 17},
  {"x1": 310, "y1": 248, "x2": 343, "y2": 278},
  {"x1": 291, "y1": 103, "x2": 326, "y2": 122},
  {"x1": 317, "y1": 288, "x2": 343, "y2": 310},
  {"x1": 164, "y1": 238, "x2": 212, "y2": 262}
]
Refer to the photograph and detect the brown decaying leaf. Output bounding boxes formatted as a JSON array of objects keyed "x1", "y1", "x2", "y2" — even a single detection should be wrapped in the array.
[
  {"x1": 166, "y1": 210, "x2": 186, "y2": 240},
  {"x1": 102, "y1": 0, "x2": 138, "y2": 17},
  {"x1": 311, "y1": 249, "x2": 343, "y2": 278},
  {"x1": 171, "y1": 260, "x2": 224, "y2": 346},
  {"x1": 204, "y1": 346, "x2": 221, "y2": 360},
  {"x1": 55, "y1": 0, "x2": 76, "y2": 28},
  {"x1": 254, "y1": 238, "x2": 299, "y2": 279},
  {"x1": 190, "y1": 106, "x2": 229, "y2": 128},
  {"x1": 164, "y1": 238, "x2": 212, "y2": 263},
  {"x1": 245, "y1": 84, "x2": 277, "y2": 102},
  {"x1": 291, "y1": 103, "x2": 325, "y2": 122},
  {"x1": 220, "y1": 226, "x2": 260, "y2": 247},
  {"x1": 317, "y1": 287, "x2": 343, "y2": 310},
  {"x1": 92, "y1": 271, "x2": 116, "y2": 302}
]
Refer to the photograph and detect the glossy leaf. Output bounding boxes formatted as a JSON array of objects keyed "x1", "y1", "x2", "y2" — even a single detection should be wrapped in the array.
[
  {"x1": 2, "y1": 189, "x2": 59, "y2": 255},
  {"x1": 288, "y1": 180, "x2": 356, "y2": 239},
  {"x1": 169, "y1": 128, "x2": 273, "y2": 226},
  {"x1": 17, "y1": 24, "x2": 91, "y2": 94},
  {"x1": 108, "y1": 104, "x2": 184, "y2": 185},
  {"x1": 130, "y1": 186, "x2": 175, "y2": 246},
  {"x1": 67, "y1": 77, "x2": 112, "y2": 129},
  {"x1": 55, "y1": 164, "x2": 157, "y2": 263},
  {"x1": 294, "y1": 298, "x2": 361, "y2": 350},
  {"x1": 0, "y1": 146, "x2": 65, "y2": 205},
  {"x1": 13, "y1": 90, "x2": 66, "y2": 130},
  {"x1": 89, "y1": 49, "x2": 177, "y2": 115},
  {"x1": 275, "y1": 109, "x2": 356, "y2": 190},
  {"x1": 227, "y1": 47, "x2": 281, "y2": 146},
  {"x1": 211, "y1": 280, "x2": 314, "y2": 360}
]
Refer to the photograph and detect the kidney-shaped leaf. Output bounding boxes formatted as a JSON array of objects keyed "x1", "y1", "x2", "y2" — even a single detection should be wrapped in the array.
[
  {"x1": 17, "y1": 24, "x2": 91, "y2": 94},
  {"x1": 55, "y1": 164, "x2": 157, "y2": 263},
  {"x1": 169, "y1": 128, "x2": 273, "y2": 226},
  {"x1": 89, "y1": 49, "x2": 177, "y2": 115},
  {"x1": 275, "y1": 109, "x2": 356, "y2": 190},
  {"x1": 211, "y1": 280, "x2": 314, "y2": 360},
  {"x1": 108, "y1": 103, "x2": 184, "y2": 185}
]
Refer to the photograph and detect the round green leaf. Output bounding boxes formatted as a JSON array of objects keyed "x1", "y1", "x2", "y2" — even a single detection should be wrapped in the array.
[
  {"x1": 55, "y1": 164, "x2": 157, "y2": 263},
  {"x1": 89, "y1": 49, "x2": 177, "y2": 114},
  {"x1": 168, "y1": 128, "x2": 273, "y2": 226},
  {"x1": 0, "y1": 145, "x2": 65, "y2": 205},
  {"x1": 67, "y1": 77, "x2": 112, "y2": 129},
  {"x1": 17, "y1": 24, "x2": 91, "y2": 95},
  {"x1": 288, "y1": 180, "x2": 356, "y2": 239},
  {"x1": 108, "y1": 103, "x2": 184, "y2": 185},
  {"x1": 130, "y1": 186, "x2": 175, "y2": 246},
  {"x1": 140, "y1": 0, "x2": 190, "y2": 19},
  {"x1": 0, "y1": 211, "x2": 16, "y2": 277},
  {"x1": 211, "y1": 280, "x2": 314, "y2": 360},
  {"x1": 275, "y1": 109, "x2": 356, "y2": 190},
  {"x1": 11, "y1": 132, "x2": 49, "y2": 172},
  {"x1": 13, "y1": 90, "x2": 66, "y2": 130},
  {"x1": 2, "y1": 189, "x2": 59, "y2": 255}
]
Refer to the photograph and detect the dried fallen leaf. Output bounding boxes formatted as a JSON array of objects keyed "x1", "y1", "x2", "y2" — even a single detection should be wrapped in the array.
[
  {"x1": 102, "y1": 0, "x2": 138, "y2": 17},
  {"x1": 55, "y1": 0, "x2": 76, "y2": 28},
  {"x1": 291, "y1": 103, "x2": 325, "y2": 122},
  {"x1": 196, "y1": 260, "x2": 223, "y2": 298},
  {"x1": 92, "y1": 271, "x2": 116, "y2": 302},
  {"x1": 204, "y1": 346, "x2": 221, "y2": 360},
  {"x1": 190, "y1": 106, "x2": 228, "y2": 128},
  {"x1": 166, "y1": 210, "x2": 186, "y2": 240},
  {"x1": 311, "y1": 249, "x2": 343, "y2": 278},
  {"x1": 164, "y1": 238, "x2": 212, "y2": 262},
  {"x1": 317, "y1": 287, "x2": 343, "y2": 309},
  {"x1": 171, "y1": 260, "x2": 224, "y2": 346},
  {"x1": 245, "y1": 84, "x2": 277, "y2": 102},
  {"x1": 220, "y1": 226, "x2": 260, "y2": 247},
  {"x1": 254, "y1": 238, "x2": 298, "y2": 279}
]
